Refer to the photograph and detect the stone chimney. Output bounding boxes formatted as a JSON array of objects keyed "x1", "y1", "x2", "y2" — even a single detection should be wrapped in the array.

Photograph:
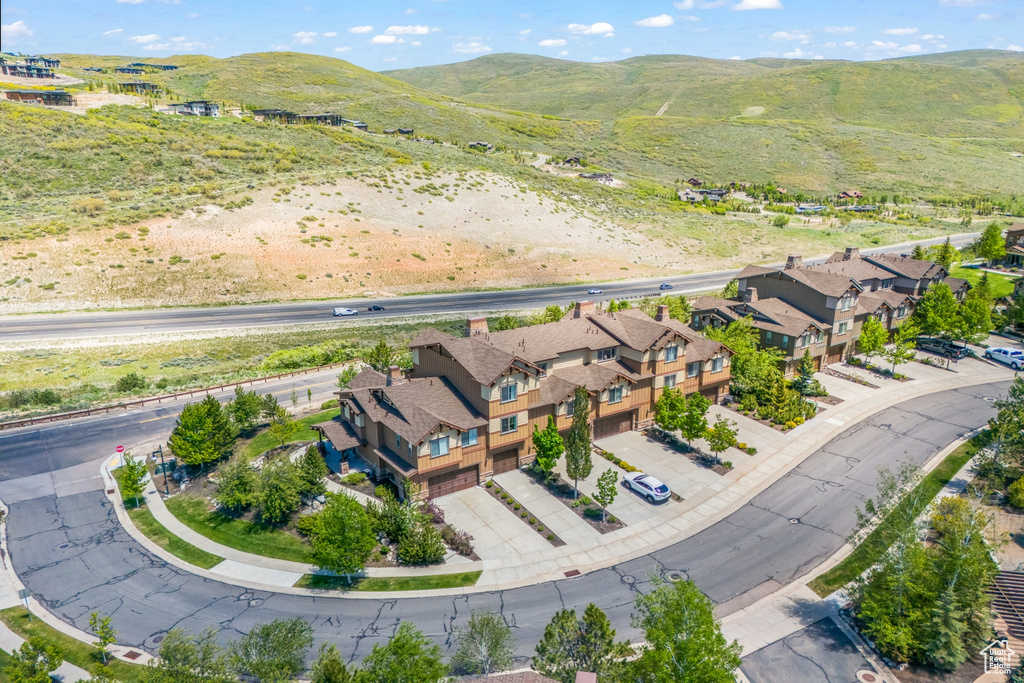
[
  {"x1": 843, "y1": 247, "x2": 860, "y2": 261},
  {"x1": 785, "y1": 255, "x2": 803, "y2": 270},
  {"x1": 465, "y1": 317, "x2": 489, "y2": 337},
  {"x1": 573, "y1": 301, "x2": 596, "y2": 319},
  {"x1": 743, "y1": 286, "x2": 758, "y2": 303},
  {"x1": 387, "y1": 365, "x2": 402, "y2": 385},
  {"x1": 575, "y1": 674, "x2": 598, "y2": 683},
  {"x1": 655, "y1": 305, "x2": 670, "y2": 322}
]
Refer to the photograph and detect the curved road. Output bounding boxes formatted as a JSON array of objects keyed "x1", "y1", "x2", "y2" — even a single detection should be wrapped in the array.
[
  {"x1": 0, "y1": 234, "x2": 976, "y2": 343},
  {"x1": 0, "y1": 380, "x2": 1005, "y2": 664}
]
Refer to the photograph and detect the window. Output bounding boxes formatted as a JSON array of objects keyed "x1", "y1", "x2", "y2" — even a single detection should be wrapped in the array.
[
  {"x1": 395, "y1": 434, "x2": 401, "y2": 449},
  {"x1": 564, "y1": 399, "x2": 574, "y2": 416},
  {"x1": 500, "y1": 383, "x2": 517, "y2": 403},
  {"x1": 765, "y1": 331, "x2": 773, "y2": 345},
  {"x1": 500, "y1": 416, "x2": 518, "y2": 434},
  {"x1": 841, "y1": 296, "x2": 852, "y2": 311},
  {"x1": 664, "y1": 374, "x2": 677, "y2": 389},
  {"x1": 461, "y1": 428, "x2": 478, "y2": 448},
  {"x1": 343, "y1": 404, "x2": 350, "y2": 419},
  {"x1": 838, "y1": 321, "x2": 849, "y2": 335},
  {"x1": 711, "y1": 357, "x2": 724, "y2": 373},
  {"x1": 408, "y1": 442, "x2": 413, "y2": 457},
  {"x1": 781, "y1": 335, "x2": 789, "y2": 348},
  {"x1": 687, "y1": 362, "x2": 701, "y2": 378},
  {"x1": 882, "y1": 279, "x2": 894, "y2": 289},
  {"x1": 665, "y1": 346, "x2": 678, "y2": 362},
  {"x1": 537, "y1": 362, "x2": 548, "y2": 378},
  {"x1": 896, "y1": 305, "x2": 908, "y2": 318},
  {"x1": 596, "y1": 348, "x2": 616, "y2": 362},
  {"x1": 429, "y1": 436, "x2": 450, "y2": 457},
  {"x1": 816, "y1": 330, "x2": 825, "y2": 343},
  {"x1": 608, "y1": 386, "x2": 624, "y2": 404}
]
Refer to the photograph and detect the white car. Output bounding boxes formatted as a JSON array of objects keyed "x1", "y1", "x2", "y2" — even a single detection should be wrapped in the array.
[
  {"x1": 623, "y1": 472, "x2": 671, "y2": 503},
  {"x1": 985, "y1": 347, "x2": 1024, "y2": 370},
  {"x1": 333, "y1": 307, "x2": 358, "y2": 316},
  {"x1": 588, "y1": 288, "x2": 603, "y2": 295}
]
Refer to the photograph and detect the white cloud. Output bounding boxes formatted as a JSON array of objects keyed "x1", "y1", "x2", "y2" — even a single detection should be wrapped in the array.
[
  {"x1": 567, "y1": 22, "x2": 614, "y2": 36},
  {"x1": 385, "y1": 25, "x2": 435, "y2": 35},
  {"x1": 334, "y1": 46, "x2": 351, "y2": 52},
  {"x1": 622, "y1": 47, "x2": 633, "y2": 53},
  {"x1": 371, "y1": 35, "x2": 398, "y2": 44},
  {"x1": 772, "y1": 30, "x2": 811, "y2": 42},
  {"x1": 269, "y1": 44, "x2": 290, "y2": 50},
  {"x1": 143, "y1": 38, "x2": 207, "y2": 51},
  {"x1": 733, "y1": 0, "x2": 783, "y2": 10},
  {"x1": 784, "y1": 48, "x2": 821, "y2": 58},
  {"x1": 825, "y1": 26, "x2": 855, "y2": 33},
  {"x1": 349, "y1": 25, "x2": 373, "y2": 33},
  {"x1": 901, "y1": 43, "x2": 923, "y2": 53},
  {"x1": 727, "y1": 55, "x2": 741, "y2": 59},
  {"x1": 293, "y1": 31, "x2": 317, "y2": 44},
  {"x1": 411, "y1": 40, "x2": 421, "y2": 46},
  {"x1": 1008, "y1": 44, "x2": 1023, "y2": 52},
  {"x1": 635, "y1": 14, "x2": 674, "y2": 27},
  {"x1": 843, "y1": 41, "x2": 858, "y2": 48},
  {"x1": 679, "y1": 15, "x2": 701, "y2": 21},
  {"x1": 128, "y1": 33, "x2": 161, "y2": 44},
  {"x1": 185, "y1": 12, "x2": 199, "y2": 18},
  {"x1": 519, "y1": 29, "x2": 531, "y2": 35},
  {"x1": 323, "y1": 31, "x2": 337, "y2": 37},
  {"x1": 868, "y1": 40, "x2": 926, "y2": 56},
  {"x1": 1, "y1": 20, "x2": 32, "y2": 39},
  {"x1": 558, "y1": 50, "x2": 569, "y2": 56},
  {"x1": 404, "y1": 8, "x2": 416, "y2": 14},
  {"x1": 975, "y1": 13, "x2": 996, "y2": 19},
  {"x1": 453, "y1": 41, "x2": 490, "y2": 53},
  {"x1": 115, "y1": 0, "x2": 145, "y2": 4},
  {"x1": 539, "y1": 38, "x2": 567, "y2": 47},
  {"x1": 883, "y1": 27, "x2": 917, "y2": 35},
  {"x1": 674, "y1": 0, "x2": 726, "y2": 8},
  {"x1": 102, "y1": 28, "x2": 123, "y2": 36}
]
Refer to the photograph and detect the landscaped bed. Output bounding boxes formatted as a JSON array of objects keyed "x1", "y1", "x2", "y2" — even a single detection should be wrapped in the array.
[
  {"x1": 821, "y1": 365, "x2": 881, "y2": 389},
  {"x1": 639, "y1": 429, "x2": 738, "y2": 475},
  {"x1": 845, "y1": 357, "x2": 913, "y2": 382},
  {"x1": 482, "y1": 481, "x2": 565, "y2": 546},
  {"x1": 294, "y1": 570, "x2": 482, "y2": 592},
  {"x1": 523, "y1": 467, "x2": 627, "y2": 534}
]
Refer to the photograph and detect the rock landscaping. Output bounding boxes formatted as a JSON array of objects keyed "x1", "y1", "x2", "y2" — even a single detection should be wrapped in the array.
[
  {"x1": 523, "y1": 467, "x2": 626, "y2": 534},
  {"x1": 483, "y1": 480, "x2": 566, "y2": 546}
]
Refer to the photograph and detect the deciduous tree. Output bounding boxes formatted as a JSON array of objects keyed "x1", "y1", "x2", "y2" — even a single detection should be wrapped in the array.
[
  {"x1": 975, "y1": 221, "x2": 1005, "y2": 265},
  {"x1": 310, "y1": 643, "x2": 363, "y2": 683},
  {"x1": 531, "y1": 415, "x2": 565, "y2": 477},
  {"x1": 216, "y1": 457, "x2": 257, "y2": 512},
  {"x1": 360, "y1": 622, "x2": 446, "y2": 683},
  {"x1": 857, "y1": 315, "x2": 888, "y2": 363},
  {"x1": 494, "y1": 314, "x2": 520, "y2": 331},
  {"x1": 914, "y1": 283, "x2": 958, "y2": 338},
  {"x1": 885, "y1": 322, "x2": 919, "y2": 374},
  {"x1": 653, "y1": 387, "x2": 685, "y2": 434},
  {"x1": 704, "y1": 418, "x2": 738, "y2": 460},
  {"x1": 449, "y1": 610, "x2": 517, "y2": 676},
  {"x1": 679, "y1": 393, "x2": 711, "y2": 447},
  {"x1": 267, "y1": 406, "x2": 299, "y2": 447},
  {"x1": 119, "y1": 452, "x2": 148, "y2": 509},
  {"x1": 148, "y1": 628, "x2": 237, "y2": 683},
  {"x1": 594, "y1": 469, "x2": 618, "y2": 523},
  {"x1": 89, "y1": 612, "x2": 117, "y2": 664},
  {"x1": 364, "y1": 339, "x2": 397, "y2": 374},
  {"x1": 230, "y1": 618, "x2": 313, "y2": 683},
  {"x1": 5, "y1": 637, "x2": 63, "y2": 683},
  {"x1": 255, "y1": 459, "x2": 301, "y2": 524},
  {"x1": 337, "y1": 365, "x2": 359, "y2": 390},
  {"x1": 307, "y1": 492, "x2": 377, "y2": 583}
]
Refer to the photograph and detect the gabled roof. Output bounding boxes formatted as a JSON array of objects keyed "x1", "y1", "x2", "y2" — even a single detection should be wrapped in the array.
[
  {"x1": 864, "y1": 253, "x2": 945, "y2": 281},
  {"x1": 781, "y1": 267, "x2": 863, "y2": 298},
  {"x1": 737, "y1": 264, "x2": 776, "y2": 279},
  {"x1": 313, "y1": 418, "x2": 363, "y2": 450},
  {"x1": 807, "y1": 257, "x2": 895, "y2": 283},
  {"x1": 348, "y1": 376, "x2": 487, "y2": 445},
  {"x1": 694, "y1": 296, "x2": 825, "y2": 337},
  {"x1": 549, "y1": 360, "x2": 643, "y2": 393},
  {"x1": 943, "y1": 276, "x2": 970, "y2": 293},
  {"x1": 409, "y1": 329, "x2": 542, "y2": 385},
  {"x1": 348, "y1": 366, "x2": 387, "y2": 390}
]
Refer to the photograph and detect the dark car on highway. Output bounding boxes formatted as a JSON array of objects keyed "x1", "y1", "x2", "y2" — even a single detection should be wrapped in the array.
[
  {"x1": 660, "y1": 283, "x2": 674, "y2": 290},
  {"x1": 916, "y1": 336, "x2": 969, "y2": 359},
  {"x1": 367, "y1": 305, "x2": 385, "y2": 311}
]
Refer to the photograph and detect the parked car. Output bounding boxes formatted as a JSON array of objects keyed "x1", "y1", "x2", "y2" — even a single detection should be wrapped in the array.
[
  {"x1": 367, "y1": 305, "x2": 386, "y2": 311},
  {"x1": 623, "y1": 472, "x2": 671, "y2": 503},
  {"x1": 659, "y1": 283, "x2": 674, "y2": 290},
  {"x1": 986, "y1": 347, "x2": 1024, "y2": 370},
  {"x1": 333, "y1": 307, "x2": 358, "y2": 316},
  {"x1": 588, "y1": 288, "x2": 603, "y2": 295},
  {"x1": 916, "y1": 337, "x2": 969, "y2": 360}
]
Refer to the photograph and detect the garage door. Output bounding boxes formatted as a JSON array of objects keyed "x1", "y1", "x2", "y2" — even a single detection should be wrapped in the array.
[
  {"x1": 492, "y1": 449, "x2": 519, "y2": 475},
  {"x1": 427, "y1": 465, "x2": 478, "y2": 499},
  {"x1": 593, "y1": 413, "x2": 633, "y2": 440}
]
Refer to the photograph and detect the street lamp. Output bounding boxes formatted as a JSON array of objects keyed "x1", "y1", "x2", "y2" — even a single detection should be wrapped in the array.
[{"x1": 154, "y1": 445, "x2": 169, "y2": 496}]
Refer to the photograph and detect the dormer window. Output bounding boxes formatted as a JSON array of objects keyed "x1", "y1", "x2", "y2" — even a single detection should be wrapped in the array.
[
  {"x1": 596, "y1": 348, "x2": 616, "y2": 362},
  {"x1": 665, "y1": 345, "x2": 679, "y2": 363},
  {"x1": 537, "y1": 362, "x2": 548, "y2": 378},
  {"x1": 500, "y1": 383, "x2": 517, "y2": 403},
  {"x1": 608, "y1": 386, "x2": 624, "y2": 404},
  {"x1": 882, "y1": 279, "x2": 893, "y2": 289},
  {"x1": 841, "y1": 296, "x2": 852, "y2": 312}
]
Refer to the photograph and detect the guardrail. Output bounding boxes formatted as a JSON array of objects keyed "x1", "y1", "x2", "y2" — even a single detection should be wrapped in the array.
[{"x1": 0, "y1": 360, "x2": 360, "y2": 432}]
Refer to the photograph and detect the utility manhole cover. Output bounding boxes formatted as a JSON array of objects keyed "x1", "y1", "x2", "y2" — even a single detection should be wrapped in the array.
[
  {"x1": 984, "y1": 396, "x2": 997, "y2": 402},
  {"x1": 620, "y1": 575, "x2": 636, "y2": 586},
  {"x1": 788, "y1": 518, "x2": 800, "y2": 524},
  {"x1": 856, "y1": 671, "x2": 879, "y2": 683},
  {"x1": 58, "y1": 543, "x2": 70, "y2": 550},
  {"x1": 249, "y1": 598, "x2": 264, "y2": 607},
  {"x1": 664, "y1": 570, "x2": 688, "y2": 583},
  {"x1": 239, "y1": 593, "x2": 253, "y2": 601}
]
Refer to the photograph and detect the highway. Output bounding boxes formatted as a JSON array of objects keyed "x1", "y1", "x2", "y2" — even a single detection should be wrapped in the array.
[
  {"x1": 0, "y1": 380, "x2": 1005, "y2": 665},
  {"x1": 0, "y1": 234, "x2": 977, "y2": 343}
]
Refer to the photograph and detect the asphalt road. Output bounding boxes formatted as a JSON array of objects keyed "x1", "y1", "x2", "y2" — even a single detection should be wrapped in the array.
[
  {"x1": 0, "y1": 234, "x2": 976, "y2": 343},
  {"x1": 0, "y1": 381, "x2": 1005, "y2": 665}
]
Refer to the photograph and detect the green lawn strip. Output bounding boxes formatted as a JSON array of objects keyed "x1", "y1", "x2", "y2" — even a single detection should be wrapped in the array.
[
  {"x1": 294, "y1": 570, "x2": 482, "y2": 592},
  {"x1": 239, "y1": 408, "x2": 341, "y2": 459},
  {"x1": 0, "y1": 607, "x2": 147, "y2": 683},
  {"x1": 127, "y1": 506, "x2": 222, "y2": 570},
  {"x1": 948, "y1": 265, "x2": 1016, "y2": 300},
  {"x1": 809, "y1": 432, "x2": 988, "y2": 597},
  {"x1": 0, "y1": 648, "x2": 12, "y2": 683},
  {"x1": 165, "y1": 495, "x2": 312, "y2": 564}
]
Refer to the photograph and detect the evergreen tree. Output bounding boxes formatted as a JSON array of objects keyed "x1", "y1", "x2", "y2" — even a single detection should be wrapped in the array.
[
  {"x1": 267, "y1": 406, "x2": 299, "y2": 447},
  {"x1": 310, "y1": 643, "x2": 362, "y2": 683},
  {"x1": 227, "y1": 387, "x2": 263, "y2": 432},
  {"x1": 533, "y1": 604, "x2": 631, "y2": 683},
  {"x1": 494, "y1": 314, "x2": 520, "y2": 331},
  {"x1": 200, "y1": 394, "x2": 237, "y2": 459},
  {"x1": 933, "y1": 237, "x2": 959, "y2": 270},
  {"x1": 910, "y1": 243, "x2": 927, "y2": 260},
  {"x1": 975, "y1": 271, "x2": 993, "y2": 302},
  {"x1": 531, "y1": 415, "x2": 565, "y2": 476},
  {"x1": 364, "y1": 339, "x2": 397, "y2": 374},
  {"x1": 298, "y1": 445, "x2": 328, "y2": 497},
  {"x1": 255, "y1": 460, "x2": 301, "y2": 524},
  {"x1": 564, "y1": 386, "x2": 593, "y2": 499},
  {"x1": 168, "y1": 402, "x2": 219, "y2": 469},
  {"x1": 721, "y1": 278, "x2": 739, "y2": 299}
]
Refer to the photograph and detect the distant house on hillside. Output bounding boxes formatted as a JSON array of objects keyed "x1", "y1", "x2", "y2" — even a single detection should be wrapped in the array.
[
  {"x1": 341, "y1": 118, "x2": 368, "y2": 130},
  {"x1": 398, "y1": 127, "x2": 414, "y2": 135},
  {"x1": 115, "y1": 67, "x2": 145, "y2": 75},
  {"x1": 1, "y1": 63, "x2": 54, "y2": 79},
  {"x1": 678, "y1": 190, "x2": 702, "y2": 203},
  {"x1": 168, "y1": 101, "x2": 219, "y2": 116},
  {"x1": 129, "y1": 62, "x2": 179, "y2": 71},
  {"x1": 25, "y1": 56, "x2": 60, "y2": 68},
  {"x1": 468, "y1": 141, "x2": 493, "y2": 151},
  {"x1": 687, "y1": 177, "x2": 703, "y2": 187},
  {"x1": 563, "y1": 156, "x2": 582, "y2": 166},
  {"x1": 579, "y1": 172, "x2": 614, "y2": 185},
  {"x1": 837, "y1": 190, "x2": 863, "y2": 200},
  {"x1": 298, "y1": 113, "x2": 343, "y2": 125},
  {"x1": 5, "y1": 89, "x2": 76, "y2": 106},
  {"x1": 119, "y1": 81, "x2": 163, "y2": 95},
  {"x1": 83, "y1": 67, "x2": 103, "y2": 73},
  {"x1": 253, "y1": 109, "x2": 298, "y2": 124}
]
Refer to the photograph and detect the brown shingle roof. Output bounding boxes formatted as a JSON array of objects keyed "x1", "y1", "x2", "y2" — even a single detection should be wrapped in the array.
[
  {"x1": 529, "y1": 374, "x2": 579, "y2": 409},
  {"x1": 461, "y1": 672, "x2": 559, "y2": 683},
  {"x1": 350, "y1": 376, "x2": 487, "y2": 445},
  {"x1": 781, "y1": 267, "x2": 863, "y2": 297},
  {"x1": 738, "y1": 298, "x2": 827, "y2": 336},
  {"x1": 864, "y1": 253, "x2": 945, "y2": 281},
  {"x1": 737, "y1": 264, "x2": 776, "y2": 279},
  {"x1": 549, "y1": 359, "x2": 644, "y2": 393},
  {"x1": 348, "y1": 366, "x2": 387, "y2": 390},
  {"x1": 943, "y1": 276, "x2": 970, "y2": 293},
  {"x1": 806, "y1": 258, "x2": 894, "y2": 283},
  {"x1": 313, "y1": 418, "x2": 363, "y2": 450}
]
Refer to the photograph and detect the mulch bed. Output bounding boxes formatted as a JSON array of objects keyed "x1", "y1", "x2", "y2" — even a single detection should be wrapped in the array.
[
  {"x1": 823, "y1": 366, "x2": 881, "y2": 389},
  {"x1": 483, "y1": 482, "x2": 566, "y2": 547},
  {"x1": 845, "y1": 360, "x2": 914, "y2": 383},
  {"x1": 722, "y1": 402, "x2": 814, "y2": 435},
  {"x1": 523, "y1": 468, "x2": 626, "y2": 534}
]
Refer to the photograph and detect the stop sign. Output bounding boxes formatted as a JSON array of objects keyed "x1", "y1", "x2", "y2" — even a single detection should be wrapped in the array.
[{"x1": 115, "y1": 445, "x2": 124, "y2": 453}]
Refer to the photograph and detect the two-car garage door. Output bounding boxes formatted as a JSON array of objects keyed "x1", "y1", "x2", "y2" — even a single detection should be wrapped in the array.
[{"x1": 427, "y1": 465, "x2": 478, "y2": 499}]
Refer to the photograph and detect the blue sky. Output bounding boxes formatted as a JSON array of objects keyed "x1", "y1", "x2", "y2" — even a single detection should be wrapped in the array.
[{"x1": 1, "y1": 0, "x2": 1021, "y2": 70}]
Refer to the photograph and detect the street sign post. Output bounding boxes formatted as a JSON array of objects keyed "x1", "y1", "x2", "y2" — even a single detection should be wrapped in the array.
[
  {"x1": 115, "y1": 445, "x2": 124, "y2": 453},
  {"x1": 154, "y1": 444, "x2": 169, "y2": 496},
  {"x1": 17, "y1": 588, "x2": 31, "y2": 620}
]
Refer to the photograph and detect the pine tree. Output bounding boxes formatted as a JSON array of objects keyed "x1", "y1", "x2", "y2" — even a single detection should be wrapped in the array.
[
  {"x1": 533, "y1": 604, "x2": 630, "y2": 683},
  {"x1": 910, "y1": 243, "x2": 927, "y2": 260},
  {"x1": 564, "y1": 386, "x2": 593, "y2": 499},
  {"x1": 298, "y1": 445, "x2": 328, "y2": 497},
  {"x1": 168, "y1": 402, "x2": 219, "y2": 469}
]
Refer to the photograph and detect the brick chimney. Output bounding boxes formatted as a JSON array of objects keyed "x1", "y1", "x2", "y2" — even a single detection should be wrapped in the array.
[
  {"x1": 655, "y1": 304, "x2": 670, "y2": 322},
  {"x1": 387, "y1": 365, "x2": 402, "y2": 385},
  {"x1": 785, "y1": 255, "x2": 803, "y2": 270},
  {"x1": 465, "y1": 317, "x2": 489, "y2": 337},
  {"x1": 743, "y1": 286, "x2": 758, "y2": 303},
  {"x1": 573, "y1": 301, "x2": 596, "y2": 319},
  {"x1": 843, "y1": 247, "x2": 860, "y2": 261}
]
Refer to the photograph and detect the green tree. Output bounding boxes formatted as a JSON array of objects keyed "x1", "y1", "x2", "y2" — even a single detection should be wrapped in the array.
[
  {"x1": 494, "y1": 314, "x2": 520, "y2": 331},
  {"x1": 704, "y1": 317, "x2": 784, "y2": 404},
  {"x1": 704, "y1": 418, "x2": 738, "y2": 461},
  {"x1": 531, "y1": 415, "x2": 565, "y2": 477},
  {"x1": 653, "y1": 387, "x2": 685, "y2": 434},
  {"x1": 628, "y1": 579, "x2": 742, "y2": 683},
  {"x1": 267, "y1": 406, "x2": 299, "y2": 447},
  {"x1": 89, "y1": 612, "x2": 117, "y2": 664},
  {"x1": 857, "y1": 315, "x2": 888, "y2": 363},
  {"x1": 910, "y1": 243, "x2": 927, "y2": 260},
  {"x1": 885, "y1": 322, "x2": 919, "y2": 374},
  {"x1": 119, "y1": 452, "x2": 148, "y2": 508},
  {"x1": 594, "y1": 469, "x2": 618, "y2": 523},
  {"x1": 4, "y1": 637, "x2": 63, "y2": 683},
  {"x1": 932, "y1": 236, "x2": 959, "y2": 270},
  {"x1": 255, "y1": 459, "x2": 302, "y2": 524},
  {"x1": 914, "y1": 283, "x2": 959, "y2": 338},
  {"x1": 148, "y1": 628, "x2": 237, "y2": 683},
  {"x1": 679, "y1": 393, "x2": 711, "y2": 447},
  {"x1": 974, "y1": 271, "x2": 993, "y2": 302},
  {"x1": 115, "y1": 371, "x2": 147, "y2": 393},
  {"x1": 959, "y1": 291, "x2": 993, "y2": 343},
  {"x1": 565, "y1": 386, "x2": 593, "y2": 499},
  {"x1": 290, "y1": 387, "x2": 299, "y2": 409},
  {"x1": 215, "y1": 457, "x2": 258, "y2": 512},
  {"x1": 975, "y1": 221, "x2": 1005, "y2": 265},
  {"x1": 310, "y1": 643, "x2": 363, "y2": 683},
  {"x1": 364, "y1": 339, "x2": 398, "y2": 373},
  {"x1": 721, "y1": 278, "x2": 739, "y2": 299},
  {"x1": 230, "y1": 618, "x2": 314, "y2": 683},
  {"x1": 260, "y1": 393, "x2": 280, "y2": 421},
  {"x1": 639, "y1": 295, "x2": 691, "y2": 322},
  {"x1": 168, "y1": 402, "x2": 219, "y2": 470},
  {"x1": 227, "y1": 387, "x2": 263, "y2": 433},
  {"x1": 337, "y1": 365, "x2": 359, "y2": 390},
  {"x1": 298, "y1": 444, "x2": 328, "y2": 497},
  {"x1": 791, "y1": 349, "x2": 826, "y2": 397},
  {"x1": 360, "y1": 622, "x2": 446, "y2": 683},
  {"x1": 449, "y1": 610, "x2": 517, "y2": 676},
  {"x1": 533, "y1": 604, "x2": 631, "y2": 683},
  {"x1": 531, "y1": 304, "x2": 566, "y2": 325},
  {"x1": 772, "y1": 214, "x2": 790, "y2": 228},
  {"x1": 307, "y1": 492, "x2": 377, "y2": 583}
]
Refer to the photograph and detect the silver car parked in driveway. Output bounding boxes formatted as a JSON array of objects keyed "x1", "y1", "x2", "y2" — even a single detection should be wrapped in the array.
[{"x1": 623, "y1": 471, "x2": 671, "y2": 503}]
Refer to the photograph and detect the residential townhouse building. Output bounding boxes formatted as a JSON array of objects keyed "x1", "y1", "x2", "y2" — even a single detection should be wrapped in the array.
[
  {"x1": 314, "y1": 303, "x2": 732, "y2": 499},
  {"x1": 1000, "y1": 224, "x2": 1024, "y2": 268}
]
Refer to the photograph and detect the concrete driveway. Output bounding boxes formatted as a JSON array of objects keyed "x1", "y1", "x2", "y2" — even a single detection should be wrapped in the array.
[
  {"x1": 432, "y1": 485, "x2": 552, "y2": 565},
  {"x1": 596, "y1": 431, "x2": 724, "y2": 501}
]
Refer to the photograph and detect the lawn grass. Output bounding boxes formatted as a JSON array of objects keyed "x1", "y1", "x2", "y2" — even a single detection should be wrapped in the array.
[
  {"x1": 0, "y1": 648, "x2": 12, "y2": 683},
  {"x1": 0, "y1": 607, "x2": 147, "y2": 683},
  {"x1": 948, "y1": 265, "x2": 1016, "y2": 300},
  {"x1": 164, "y1": 494, "x2": 312, "y2": 564},
  {"x1": 127, "y1": 506, "x2": 223, "y2": 570},
  {"x1": 809, "y1": 432, "x2": 989, "y2": 597},
  {"x1": 239, "y1": 407, "x2": 340, "y2": 459},
  {"x1": 294, "y1": 570, "x2": 482, "y2": 592}
]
